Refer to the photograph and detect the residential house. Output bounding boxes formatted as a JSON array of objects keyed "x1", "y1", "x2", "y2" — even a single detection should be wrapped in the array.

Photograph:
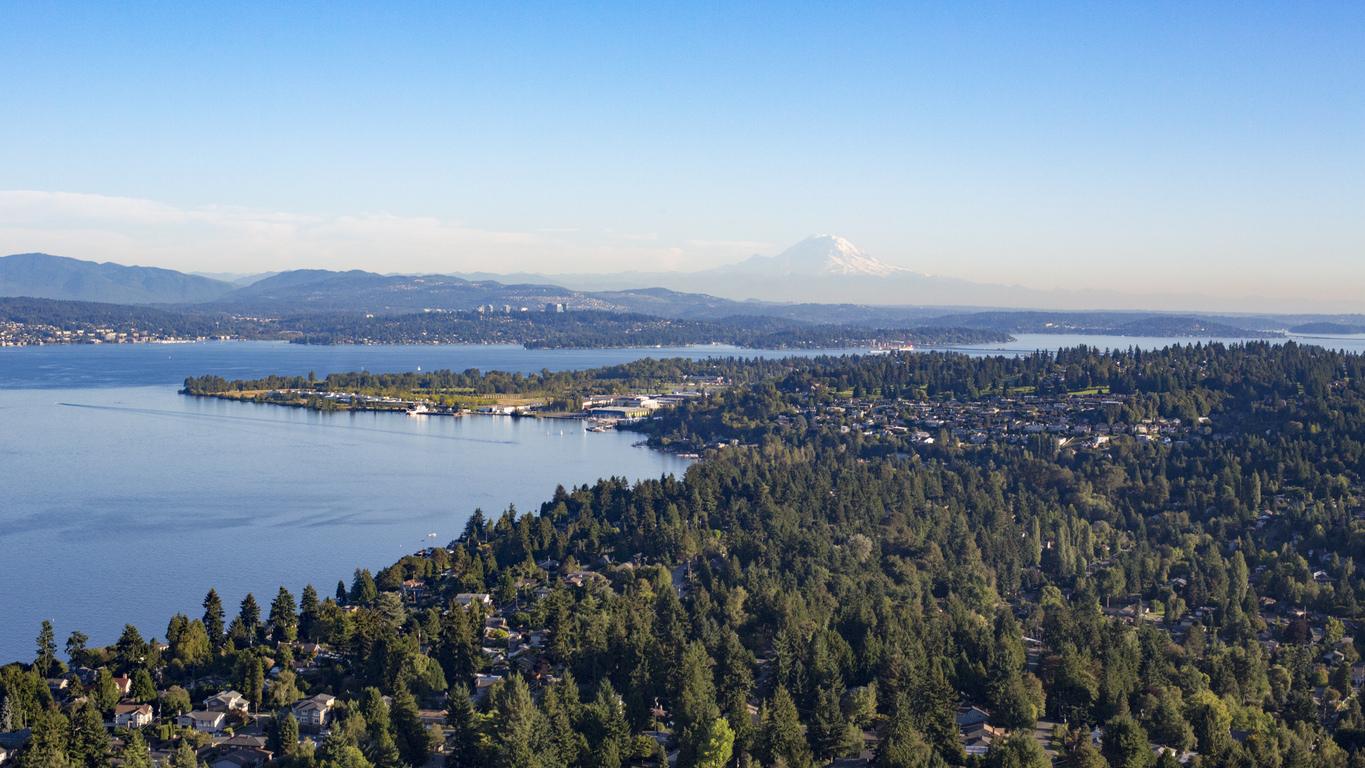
[
  {"x1": 455, "y1": 593, "x2": 492, "y2": 607},
  {"x1": 178, "y1": 710, "x2": 227, "y2": 734},
  {"x1": 293, "y1": 695, "x2": 338, "y2": 728},
  {"x1": 219, "y1": 735, "x2": 267, "y2": 752},
  {"x1": 114, "y1": 703, "x2": 153, "y2": 729},
  {"x1": 955, "y1": 706, "x2": 990, "y2": 728},
  {"x1": 204, "y1": 691, "x2": 249, "y2": 712},
  {"x1": 112, "y1": 677, "x2": 132, "y2": 697},
  {"x1": 473, "y1": 675, "x2": 501, "y2": 701},
  {"x1": 211, "y1": 748, "x2": 272, "y2": 768},
  {"x1": 0, "y1": 731, "x2": 32, "y2": 753}
]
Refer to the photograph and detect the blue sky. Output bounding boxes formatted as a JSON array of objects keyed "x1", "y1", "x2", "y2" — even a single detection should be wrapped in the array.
[{"x1": 1, "y1": 2, "x2": 1361, "y2": 300}]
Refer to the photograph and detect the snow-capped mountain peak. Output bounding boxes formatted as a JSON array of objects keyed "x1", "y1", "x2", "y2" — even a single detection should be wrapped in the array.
[{"x1": 721, "y1": 235, "x2": 909, "y2": 277}]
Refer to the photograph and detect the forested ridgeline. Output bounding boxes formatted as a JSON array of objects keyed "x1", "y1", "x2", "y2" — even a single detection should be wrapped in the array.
[
  {"x1": 0, "y1": 296, "x2": 1008, "y2": 349},
  {"x1": 280, "y1": 310, "x2": 1008, "y2": 349},
  {"x1": 11, "y1": 341, "x2": 1365, "y2": 768}
]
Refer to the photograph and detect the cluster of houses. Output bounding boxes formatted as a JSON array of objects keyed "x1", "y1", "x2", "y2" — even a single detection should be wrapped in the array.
[
  {"x1": 0, "y1": 663, "x2": 351, "y2": 768},
  {"x1": 0, "y1": 322, "x2": 203, "y2": 346},
  {"x1": 783, "y1": 392, "x2": 1222, "y2": 449}
]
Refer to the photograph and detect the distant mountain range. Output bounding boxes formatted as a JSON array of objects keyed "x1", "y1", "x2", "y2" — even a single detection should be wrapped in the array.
[
  {"x1": 0, "y1": 252, "x2": 235, "y2": 304},
  {"x1": 3, "y1": 249, "x2": 1363, "y2": 340}
]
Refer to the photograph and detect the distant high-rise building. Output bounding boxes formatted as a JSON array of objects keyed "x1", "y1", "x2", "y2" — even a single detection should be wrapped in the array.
[{"x1": 545, "y1": 303, "x2": 564, "y2": 313}]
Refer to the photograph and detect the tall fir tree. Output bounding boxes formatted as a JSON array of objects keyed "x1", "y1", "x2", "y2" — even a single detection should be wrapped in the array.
[
  {"x1": 808, "y1": 685, "x2": 859, "y2": 761},
  {"x1": 239, "y1": 594, "x2": 261, "y2": 640},
  {"x1": 391, "y1": 689, "x2": 433, "y2": 768},
  {"x1": 299, "y1": 585, "x2": 321, "y2": 642},
  {"x1": 445, "y1": 684, "x2": 483, "y2": 768},
  {"x1": 35, "y1": 621, "x2": 57, "y2": 678},
  {"x1": 492, "y1": 675, "x2": 544, "y2": 768},
  {"x1": 121, "y1": 731, "x2": 152, "y2": 768},
  {"x1": 360, "y1": 688, "x2": 400, "y2": 768},
  {"x1": 879, "y1": 695, "x2": 931, "y2": 768},
  {"x1": 202, "y1": 589, "x2": 225, "y2": 646},
  {"x1": 268, "y1": 587, "x2": 298, "y2": 643},
  {"x1": 171, "y1": 740, "x2": 198, "y2": 768},
  {"x1": 72, "y1": 700, "x2": 111, "y2": 768},
  {"x1": 756, "y1": 686, "x2": 810, "y2": 768},
  {"x1": 674, "y1": 642, "x2": 720, "y2": 768}
]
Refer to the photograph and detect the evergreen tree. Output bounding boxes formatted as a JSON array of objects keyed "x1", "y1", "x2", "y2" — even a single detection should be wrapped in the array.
[
  {"x1": 300, "y1": 585, "x2": 321, "y2": 641},
  {"x1": 35, "y1": 621, "x2": 57, "y2": 678},
  {"x1": 390, "y1": 689, "x2": 432, "y2": 768},
  {"x1": 19, "y1": 710, "x2": 71, "y2": 768},
  {"x1": 113, "y1": 624, "x2": 146, "y2": 669},
  {"x1": 130, "y1": 669, "x2": 156, "y2": 704},
  {"x1": 121, "y1": 731, "x2": 152, "y2": 768},
  {"x1": 1, "y1": 695, "x2": 14, "y2": 733},
  {"x1": 65, "y1": 632, "x2": 89, "y2": 669},
  {"x1": 675, "y1": 641, "x2": 720, "y2": 767},
  {"x1": 71, "y1": 700, "x2": 110, "y2": 768},
  {"x1": 879, "y1": 695, "x2": 930, "y2": 768},
  {"x1": 435, "y1": 607, "x2": 478, "y2": 692},
  {"x1": 92, "y1": 669, "x2": 119, "y2": 716},
  {"x1": 585, "y1": 679, "x2": 629, "y2": 758},
  {"x1": 268, "y1": 710, "x2": 301, "y2": 757},
  {"x1": 1101, "y1": 716, "x2": 1155, "y2": 768},
  {"x1": 203, "y1": 589, "x2": 225, "y2": 646},
  {"x1": 492, "y1": 675, "x2": 544, "y2": 768},
  {"x1": 756, "y1": 686, "x2": 810, "y2": 768},
  {"x1": 171, "y1": 740, "x2": 198, "y2": 768},
  {"x1": 351, "y1": 570, "x2": 379, "y2": 605},
  {"x1": 445, "y1": 685, "x2": 483, "y2": 768},
  {"x1": 360, "y1": 688, "x2": 401, "y2": 768},
  {"x1": 247, "y1": 658, "x2": 265, "y2": 713},
  {"x1": 808, "y1": 685, "x2": 859, "y2": 761},
  {"x1": 269, "y1": 587, "x2": 299, "y2": 643},
  {"x1": 239, "y1": 594, "x2": 261, "y2": 640},
  {"x1": 538, "y1": 674, "x2": 585, "y2": 768}
]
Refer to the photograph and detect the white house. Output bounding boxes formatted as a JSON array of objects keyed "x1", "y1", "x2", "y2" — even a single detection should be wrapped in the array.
[
  {"x1": 178, "y1": 710, "x2": 227, "y2": 734},
  {"x1": 114, "y1": 703, "x2": 153, "y2": 729},
  {"x1": 455, "y1": 593, "x2": 492, "y2": 607}
]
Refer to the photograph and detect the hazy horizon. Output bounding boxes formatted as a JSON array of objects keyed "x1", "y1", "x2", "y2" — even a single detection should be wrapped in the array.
[{"x1": 2, "y1": 3, "x2": 1362, "y2": 303}]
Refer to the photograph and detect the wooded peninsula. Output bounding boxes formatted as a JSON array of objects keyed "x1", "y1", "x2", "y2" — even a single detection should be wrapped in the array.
[{"x1": 8, "y1": 342, "x2": 1365, "y2": 768}]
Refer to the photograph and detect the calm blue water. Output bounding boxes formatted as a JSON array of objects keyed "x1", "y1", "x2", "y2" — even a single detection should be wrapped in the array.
[
  {"x1": 0, "y1": 342, "x2": 848, "y2": 664},
  {"x1": 4, "y1": 334, "x2": 1364, "y2": 664}
]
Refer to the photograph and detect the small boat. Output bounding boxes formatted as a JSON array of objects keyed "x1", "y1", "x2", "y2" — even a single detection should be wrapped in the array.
[{"x1": 407, "y1": 404, "x2": 431, "y2": 416}]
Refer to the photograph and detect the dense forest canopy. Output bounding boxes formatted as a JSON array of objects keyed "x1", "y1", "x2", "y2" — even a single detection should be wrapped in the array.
[{"x1": 11, "y1": 341, "x2": 1365, "y2": 768}]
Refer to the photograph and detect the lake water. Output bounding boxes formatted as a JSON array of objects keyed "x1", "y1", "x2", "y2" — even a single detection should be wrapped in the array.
[
  {"x1": 4, "y1": 333, "x2": 1365, "y2": 663},
  {"x1": 0, "y1": 342, "x2": 845, "y2": 664}
]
